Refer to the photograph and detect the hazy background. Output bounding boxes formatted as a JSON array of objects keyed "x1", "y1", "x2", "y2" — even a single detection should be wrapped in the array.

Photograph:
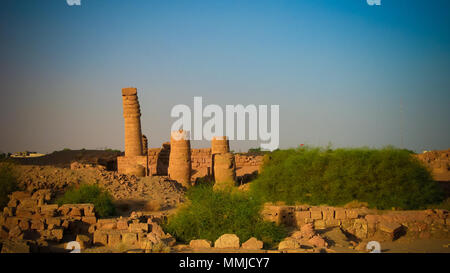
[{"x1": 0, "y1": 0, "x2": 449, "y2": 154}]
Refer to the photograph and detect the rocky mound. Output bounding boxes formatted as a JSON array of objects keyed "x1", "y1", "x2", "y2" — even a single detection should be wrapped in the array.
[
  {"x1": 415, "y1": 149, "x2": 450, "y2": 181},
  {"x1": 12, "y1": 165, "x2": 186, "y2": 212}
]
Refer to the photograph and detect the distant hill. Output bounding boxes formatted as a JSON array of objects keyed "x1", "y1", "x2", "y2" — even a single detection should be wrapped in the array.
[{"x1": 10, "y1": 149, "x2": 124, "y2": 170}]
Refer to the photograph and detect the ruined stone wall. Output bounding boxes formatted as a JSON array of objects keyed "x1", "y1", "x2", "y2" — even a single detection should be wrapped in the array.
[
  {"x1": 0, "y1": 191, "x2": 174, "y2": 252},
  {"x1": 117, "y1": 155, "x2": 148, "y2": 176},
  {"x1": 146, "y1": 149, "x2": 263, "y2": 179},
  {"x1": 235, "y1": 155, "x2": 264, "y2": 169},
  {"x1": 262, "y1": 204, "x2": 449, "y2": 240},
  {"x1": 191, "y1": 148, "x2": 212, "y2": 178},
  {"x1": 415, "y1": 149, "x2": 450, "y2": 181}
]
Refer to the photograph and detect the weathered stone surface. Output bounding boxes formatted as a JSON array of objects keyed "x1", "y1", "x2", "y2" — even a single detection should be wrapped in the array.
[
  {"x1": 306, "y1": 235, "x2": 328, "y2": 248},
  {"x1": 107, "y1": 231, "x2": 121, "y2": 247},
  {"x1": 189, "y1": 239, "x2": 212, "y2": 249},
  {"x1": 211, "y1": 136, "x2": 230, "y2": 155},
  {"x1": 346, "y1": 209, "x2": 358, "y2": 219},
  {"x1": 299, "y1": 223, "x2": 315, "y2": 239},
  {"x1": 168, "y1": 130, "x2": 191, "y2": 187},
  {"x1": 122, "y1": 232, "x2": 138, "y2": 245},
  {"x1": 76, "y1": 234, "x2": 91, "y2": 249},
  {"x1": 9, "y1": 226, "x2": 23, "y2": 239},
  {"x1": 278, "y1": 238, "x2": 300, "y2": 250},
  {"x1": 310, "y1": 211, "x2": 322, "y2": 220},
  {"x1": 213, "y1": 153, "x2": 236, "y2": 190},
  {"x1": 241, "y1": 237, "x2": 263, "y2": 250},
  {"x1": 0, "y1": 239, "x2": 30, "y2": 253},
  {"x1": 129, "y1": 223, "x2": 148, "y2": 233},
  {"x1": 335, "y1": 209, "x2": 346, "y2": 220},
  {"x1": 295, "y1": 211, "x2": 311, "y2": 222},
  {"x1": 117, "y1": 220, "x2": 129, "y2": 230},
  {"x1": 351, "y1": 219, "x2": 368, "y2": 239},
  {"x1": 39, "y1": 204, "x2": 58, "y2": 216},
  {"x1": 322, "y1": 209, "x2": 335, "y2": 220},
  {"x1": 82, "y1": 216, "x2": 97, "y2": 225},
  {"x1": 51, "y1": 229, "x2": 64, "y2": 241},
  {"x1": 379, "y1": 221, "x2": 402, "y2": 234},
  {"x1": 214, "y1": 234, "x2": 240, "y2": 249},
  {"x1": 93, "y1": 231, "x2": 108, "y2": 246}
]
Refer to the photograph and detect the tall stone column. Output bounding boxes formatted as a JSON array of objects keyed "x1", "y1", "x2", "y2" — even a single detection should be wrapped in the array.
[
  {"x1": 213, "y1": 153, "x2": 236, "y2": 191},
  {"x1": 122, "y1": 87, "x2": 143, "y2": 157},
  {"x1": 211, "y1": 136, "x2": 230, "y2": 180},
  {"x1": 211, "y1": 136, "x2": 230, "y2": 155},
  {"x1": 168, "y1": 130, "x2": 191, "y2": 187}
]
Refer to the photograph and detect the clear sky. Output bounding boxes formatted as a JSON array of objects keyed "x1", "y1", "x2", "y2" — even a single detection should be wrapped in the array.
[{"x1": 0, "y1": 0, "x2": 449, "y2": 154}]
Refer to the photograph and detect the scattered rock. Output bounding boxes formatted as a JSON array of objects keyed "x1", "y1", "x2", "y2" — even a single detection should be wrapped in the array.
[
  {"x1": 214, "y1": 234, "x2": 240, "y2": 249},
  {"x1": 278, "y1": 238, "x2": 300, "y2": 250},
  {"x1": 189, "y1": 239, "x2": 212, "y2": 249},
  {"x1": 241, "y1": 237, "x2": 263, "y2": 250}
]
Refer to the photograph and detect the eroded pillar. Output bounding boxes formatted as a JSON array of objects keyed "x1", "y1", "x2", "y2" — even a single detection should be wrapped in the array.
[
  {"x1": 122, "y1": 87, "x2": 143, "y2": 157},
  {"x1": 168, "y1": 130, "x2": 191, "y2": 187},
  {"x1": 213, "y1": 152, "x2": 236, "y2": 191}
]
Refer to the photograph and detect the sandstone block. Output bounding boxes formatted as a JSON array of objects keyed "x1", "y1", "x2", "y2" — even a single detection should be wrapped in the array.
[
  {"x1": 214, "y1": 234, "x2": 240, "y2": 249},
  {"x1": 310, "y1": 211, "x2": 322, "y2": 220},
  {"x1": 322, "y1": 209, "x2": 335, "y2": 220},
  {"x1": 346, "y1": 209, "x2": 358, "y2": 219},
  {"x1": 334, "y1": 209, "x2": 346, "y2": 220},
  {"x1": 107, "y1": 231, "x2": 122, "y2": 247},
  {"x1": 295, "y1": 211, "x2": 311, "y2": 221},
  {"x1": 51, "y1": 228, "x2": 64, "y2": 241},
  {"x1": 117, "y1": 220, "x2": 129, "y2": 230},
  {"x1": 93, "y1": 231, "x2": 108, "y2": 246},
  {"x1": 278, "y1": 238, "x2": 300, "y2": 250},
  {"x1": 122, "y1": 232, "x2": 138, "y2": 245},
  {"x1": 314, "y1": 220, "x2": 326, "y2": 230},
  {"x1": 241, "y1": 237, "x2": 263, "y2": 250},
  {"x1": 129, "y1": 223, "x2": 148, "y2": 233},
  {"x1": 81, "y1": 216, "x2": 97, "y2": 225},
  {"x1": 306, "y1": 235, "x2": 328, "y2": 248},
  {"x1": 189, "y1": 239, "x2": 212, "y2": 249},
  {"x1": 76, "y1": 234, "x2": 92, "y2": 249}
]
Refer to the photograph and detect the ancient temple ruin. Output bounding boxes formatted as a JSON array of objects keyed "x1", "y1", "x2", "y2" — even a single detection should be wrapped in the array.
[{"x1": 117, "y1": 87, "x2": 262, "y2": 184}]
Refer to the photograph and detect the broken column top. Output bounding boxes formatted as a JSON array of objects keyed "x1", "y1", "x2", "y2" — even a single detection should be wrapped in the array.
[
  {"x1": 171, "y1": 129, "x2": 190, "y2": 141},
  {"x1": 122, "y1": 87, "x2": 137, "y2": 96}
]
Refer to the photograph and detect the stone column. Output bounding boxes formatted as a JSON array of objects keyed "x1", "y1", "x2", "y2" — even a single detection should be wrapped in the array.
[
  {"x1": 211, "y1": 136, "x2": 230, "y2": 155},
  {"x1": 213, "y1": 152, "x2": 236, "y2": 191},
  {"x1": 122, "y1": 87, "x2": 143, "y2": 157},
  {"x1": 142, "y1": 135, "x2": 148, "y2": 156},
  {"x1": 168, "y1": 130, "x2": 191, "y2": 187},
  {"x1": 211, "y1": 136, "x2": 230, "y2": 179}
]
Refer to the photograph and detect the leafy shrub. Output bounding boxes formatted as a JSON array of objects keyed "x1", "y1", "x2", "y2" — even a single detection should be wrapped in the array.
[
  {"x1": 56, "y1": 184, "x2": 116, "y2": 218},
  {"x1": 163, "y1": 185, "x2": 286, "y2": 247},
  {"x1": 0, "y1": 162, "x2": 19, "y2": 209},
  {"x1": 250, "y1": 147, "x2": 444, "y2": 210}
]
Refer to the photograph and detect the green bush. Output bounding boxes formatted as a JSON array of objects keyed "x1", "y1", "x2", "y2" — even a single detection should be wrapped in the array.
[
  {"x1": 163, "y1": 185, "x2": 286, "y2": 248},
  {"x1": 250, "y1": 147, "x2": 444, "y2": 210},
  {"x1": 56, "y1": 184, "x2": 116, "y2": 218},
  {"x1": 0, "y1": 162, "x2": 19, "y2": 209}
]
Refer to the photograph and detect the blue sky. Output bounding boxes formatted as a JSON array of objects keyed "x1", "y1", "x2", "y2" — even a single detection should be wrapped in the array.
[{"x1": 0, "y1": 0, "x2": 449, "y2": 153}]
